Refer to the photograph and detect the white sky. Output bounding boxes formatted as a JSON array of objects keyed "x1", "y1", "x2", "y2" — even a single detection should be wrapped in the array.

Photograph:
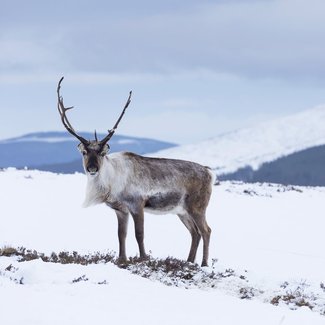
[{"x1": 1, "y1": 0, "x2": 325, "y2": 144}]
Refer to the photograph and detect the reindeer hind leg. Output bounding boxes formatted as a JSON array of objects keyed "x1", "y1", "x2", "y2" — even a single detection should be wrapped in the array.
[
  {"x1": 192, "y1": 215, "x2": 211, "y2": 267},
  {"x1": 178, "y1": 213, "x2": 201, "y2": 263}
]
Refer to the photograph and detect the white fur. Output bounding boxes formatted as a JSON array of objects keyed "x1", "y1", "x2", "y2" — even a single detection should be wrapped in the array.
[{"x1": 83, "y1": 152, "x2": 129, "y2": 207}]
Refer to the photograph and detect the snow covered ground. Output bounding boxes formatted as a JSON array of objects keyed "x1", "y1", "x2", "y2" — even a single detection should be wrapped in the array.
[
  {"x1": 0, "y1": 169, "x2": 324, "y2": 324},
  {"x1": 154, "y1": 105, "x2": 325, "y2": 174}
]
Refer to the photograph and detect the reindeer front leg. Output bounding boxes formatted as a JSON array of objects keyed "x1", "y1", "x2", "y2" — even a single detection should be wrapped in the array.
[
  {"x1": 115, "y1": 210, "x2": 129, "y2": 263},
  {"x1": 129, "y1": 206, "x2": 147, "y2": 259}
]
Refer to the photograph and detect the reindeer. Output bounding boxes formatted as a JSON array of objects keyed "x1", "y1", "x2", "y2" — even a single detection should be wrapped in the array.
[{"x1": 57, "y1": 77, "x2": 213, "y2": 266}]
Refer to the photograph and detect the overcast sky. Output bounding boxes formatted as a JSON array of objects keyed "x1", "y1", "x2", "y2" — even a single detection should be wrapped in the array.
[{"x1": 1, "y1": 0, "x2": 325, "y2": 144}]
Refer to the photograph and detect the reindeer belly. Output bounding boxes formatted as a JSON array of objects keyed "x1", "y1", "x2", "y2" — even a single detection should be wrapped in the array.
[{"x1": 144, "y1": 192, "x2": 183, "y2": 215}]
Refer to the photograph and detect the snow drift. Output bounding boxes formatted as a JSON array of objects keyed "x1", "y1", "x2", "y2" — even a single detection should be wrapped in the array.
[{"x1": 0, "y1": 169, "x2": 324, "y2": 324}]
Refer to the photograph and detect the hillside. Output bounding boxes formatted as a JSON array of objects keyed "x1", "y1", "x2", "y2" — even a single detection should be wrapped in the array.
[
  {"x1": 153, "y1": 105, "x2": 325, "y2": 175},
  {"x1": 220, "y1": 144, "x2": 325, "y2": 186}
]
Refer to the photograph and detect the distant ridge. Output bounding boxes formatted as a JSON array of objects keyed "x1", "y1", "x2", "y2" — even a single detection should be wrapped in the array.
[
  {"x1": 0, "y1": 131, "x2": 177, "y2": 173},
  {"x1": 219, "y1": 144, "x2": 325, "y2": 186}
]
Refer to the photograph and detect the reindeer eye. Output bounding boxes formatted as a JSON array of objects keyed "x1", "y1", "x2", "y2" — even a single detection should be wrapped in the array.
[
  {"x1": 100, "y1": 151, "x2": 106, "y2": 157},
  {"x1": 82, "y1": 150, "x2": 87, "y2": 156}
]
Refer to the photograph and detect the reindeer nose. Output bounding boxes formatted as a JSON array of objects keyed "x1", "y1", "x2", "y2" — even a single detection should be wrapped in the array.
[{"x1": 87, "y1": 166, "x2": 98, "y2": 175}]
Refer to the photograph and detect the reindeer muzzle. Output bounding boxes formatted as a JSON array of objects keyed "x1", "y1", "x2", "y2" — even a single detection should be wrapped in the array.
[{"x1": 87, "y1": 166, "x2": 98, "y2": 176}]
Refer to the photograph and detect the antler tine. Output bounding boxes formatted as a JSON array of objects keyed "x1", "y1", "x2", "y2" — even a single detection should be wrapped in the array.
[
  {"x1": 57, "y1": 77, "x2": 89, "y2": 145},
  {"x1": 99, "y1": 91, "x2": 132, "y2": 145}
]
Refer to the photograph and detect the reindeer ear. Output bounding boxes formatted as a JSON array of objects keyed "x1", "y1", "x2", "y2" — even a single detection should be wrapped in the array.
[
  {"x1": 78, "y1": 143, "x2": 88, "y2": 156},
  {"x1": 100, "y1": 143, "x2": 110, "y2": 156},
  {"x1": 78, "y1": 143, "x2": 85, "y2": 152}
]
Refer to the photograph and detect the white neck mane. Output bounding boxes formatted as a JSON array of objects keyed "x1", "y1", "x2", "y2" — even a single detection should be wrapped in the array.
[
  {"x1": 82, "y1": 153, "x2": 128, "y2": 207},
  {"x1": 82, "y1": 158, "x2": 111, "y2": 207}
]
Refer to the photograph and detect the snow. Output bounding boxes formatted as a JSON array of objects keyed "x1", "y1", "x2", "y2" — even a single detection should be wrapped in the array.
[
  {"x1": 153, "y1": 105, "x2": 325, "y2": 174},
  {"x1": 2, "y1": 136, "x2": 139, "y2": 144},
  {"x1": 0, "y1": 135, "x2": 75, "y2": 143},
  {"x1": 0, "y1": 169, "x2": 324, "y2": 324},
  {"x1": 117, "y1": 139, "x2": 139, "y2": 145}
]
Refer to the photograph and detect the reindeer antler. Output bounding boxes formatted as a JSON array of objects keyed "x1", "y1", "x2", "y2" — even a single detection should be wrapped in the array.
[
  {"x1": 99, "y1": 91, "x2": 132, "y2": 145},
  {"x1": 57, "y1": 77, "x2": 89, "y2": 145},
  {"x1": 57, "y1": 77, "x2": 132, "y2": 146}
]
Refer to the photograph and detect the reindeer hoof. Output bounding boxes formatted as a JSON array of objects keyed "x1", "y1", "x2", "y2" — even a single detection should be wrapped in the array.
[
  {"x1": 138, "y1": 254, "x2": 149, "y2": 262},
  {"x1": 116, "y1": 256, "x2": 128, "y2": 266}
]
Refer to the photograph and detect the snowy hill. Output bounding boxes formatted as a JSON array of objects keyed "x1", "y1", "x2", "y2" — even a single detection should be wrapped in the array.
[
  {"x1": 221, "y1": 144, "x2": 325, "y2": 186},
  {"x1": 153, "y1": 105, "x2": 325, "y2": 175},
  {"x1": 0, "y1": 169, "x2": 324, "y2": 324}
]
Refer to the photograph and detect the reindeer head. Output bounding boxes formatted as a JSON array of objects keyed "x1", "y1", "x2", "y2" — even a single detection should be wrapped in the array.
[
  {"x1": 77, "y1": 141, "x2": 110, "y2": 176},
  {"x1": 57, "y1": 77, "x2": 132, "y2": 177}
]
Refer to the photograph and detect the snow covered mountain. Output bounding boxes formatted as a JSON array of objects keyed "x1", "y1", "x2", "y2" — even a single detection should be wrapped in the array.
[{"x1": 153, "y1": 105, "x2": 325, "y2": 176}]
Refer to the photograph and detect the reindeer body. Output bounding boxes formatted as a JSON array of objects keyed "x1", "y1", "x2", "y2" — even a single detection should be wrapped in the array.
[
  {"x1": 83, "y1": 151, "x2": 213, "y2": 266},
  {"x1": 83, "y1": 151, "x2": 212, "y2": 213},
  {"x1": 56, "y1": 77, "x2": 213, "y2": 266}
]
